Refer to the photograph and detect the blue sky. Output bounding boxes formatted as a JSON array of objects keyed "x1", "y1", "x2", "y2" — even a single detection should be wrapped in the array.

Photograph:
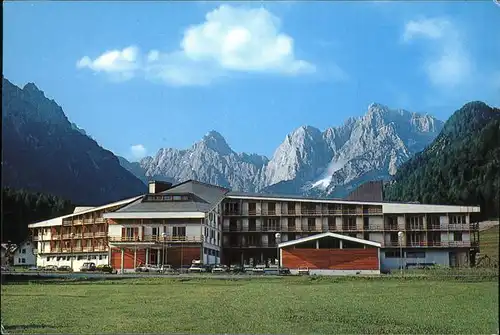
[{"x1": 4, "y1": 1, "x2": 500, "y2": 160}]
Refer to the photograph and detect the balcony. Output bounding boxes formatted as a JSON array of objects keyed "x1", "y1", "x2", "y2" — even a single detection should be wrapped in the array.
[
  {"x1": 62, "y1": 220, "x2": 72, "y2": 226},
  {"x1": 406, "y1": 241, "x2": 428, "y2": 247},
  {"x1": 406, "y1": 225, "x2": 426, "y2": 231},
  {"x1": 262, "y1": 226, "x2": 280, "y2": 232},
  {"x1": 323, "y1": 209, "x2": 343, "y2": 215},
  {"x1": 342, "y1": 209, "x2": 359, "y2": 215},
  {"x1": 94, "y1": 246, "x2": 107, "y2": 251},
  {"x1": 74, "y1": 219, "x2": 84, "y2": 225},
  {"x1": 363, "y1": 208, "x2": 383, "y2": 215},
  {"x1": 300, "y1": 209, "x2": 320, "y2": 216},
  {"x1": 95, "y1": 217, "x2": 106, "y2": 224},
  {"x1": 109, "y1": 235, "x2": 202, "y2": 243},
  {"x1": 83, "y1": 219, "x2": 94, "y2": 225},
  {"x1": 94, "y1": 232, "x2": 107, "y2": 238},
  {"x1": 52, "y1": 234, "x2": 61, "y2": 240},
  {"x1": 84, "y1": 233, "x2": 94, "y2": 238},
  {"x1": 73, "y1": 233, "x2": 83, "y2": 238},
  {"x1": 51, "y1": 248, "x2": 62, "y2": 253},
  {"x1": 281, "y1": 210, "x2": 297, "y2": 215},
  {"x1": 247, "y1": 210, "x2": 258, "y2": 216},
  {"x1": 72, "y1": 247, "x2": 83, "y2": 252},
  {"x1": 82, "y1": 246, "x2": 93, "y2": 252},
  {"x1": 261, "y1": 210, "x2": 278, "y2": 216},
  {"x1": 342, "y1": 226, "x2": 359, "y2": 231},
  {"x1": 382, "y1": 241, "x2": 401, "y2": 247},
  {"x1": 448, "y1": 224, "x2": 470, "y2": 231},
  {"x1": 384, "y1": 225, "x2": 399, "y2": 231},
  {"x1": 224, "y1": 211, "x2": 241, "y2": 216},
  {"x1": 32, "y1": 236, "x2": 40, "y2": 241},
  {"x1": 62, "y1": 234, "x2": 72, "y2": 239}
]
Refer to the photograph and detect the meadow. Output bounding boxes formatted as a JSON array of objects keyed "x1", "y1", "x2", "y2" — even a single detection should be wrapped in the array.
[{"x1": 1, "y1": 275, "x2": 498, "y2": 334}]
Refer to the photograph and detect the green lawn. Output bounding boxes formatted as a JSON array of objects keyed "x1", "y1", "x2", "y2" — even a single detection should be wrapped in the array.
[
  {"x1": 1, "y1": 277, "x2": 498, "y2": 334},
  {"x1": 481, "y1": 225, "x2": 499, "y2": 259}
]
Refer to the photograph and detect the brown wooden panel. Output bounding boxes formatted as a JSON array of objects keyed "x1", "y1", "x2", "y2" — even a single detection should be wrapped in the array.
[
  {"x1": 282, "y1": 248, "x2": 379, "y2": 270},
  {"x1": 165, "y1": 247, "x2": 201, "y2": 267}
]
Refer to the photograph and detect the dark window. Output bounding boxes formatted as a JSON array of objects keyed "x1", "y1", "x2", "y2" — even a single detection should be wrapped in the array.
[
  {"x1": 173, "y1": 226, "x2": 186, "y2": 236},
  {"x1": 249, "y1": 219, "x2": 257, "y2": 231},
  {"x1": 204, "y1": 248, "x2": 208, "y2": 255},
  {"x1": 453, "y1": 232, "x2": 462, "y2": 241},
  {"x1": 385, "y1": 251, "x2": 402, "y2": 258},
  {"x1": 407, "y1": 252, "x2": 426, "y2": 258},
  {"x1": 248, "y1": 203, "x2": 256, "y2": 213},
  {"x1": 308, "y1": 218, "x2": 316, "y2": 231}
]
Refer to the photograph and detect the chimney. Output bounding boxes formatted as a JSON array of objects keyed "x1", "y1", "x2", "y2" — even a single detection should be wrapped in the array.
[{"x1": 148, "y1": 181, "x2": 173, "y2": 194}]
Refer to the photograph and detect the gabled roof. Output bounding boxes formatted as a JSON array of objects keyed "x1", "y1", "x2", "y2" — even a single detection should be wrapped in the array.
[
  {"x1": 110, "y1": 180, "x2": 229, "y2": 214},
  {"x1": 73, "y1": 206, "x2": 95, "y2": 214},
  {"x1": 278, "y1": 232, "x2": 382, "y2": 248},
  {"x1": 28, "y1": 195, "x2": 143, "y2": 228}
]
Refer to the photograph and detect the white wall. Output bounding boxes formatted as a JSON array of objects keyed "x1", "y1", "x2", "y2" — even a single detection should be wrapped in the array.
[
  {"x1": 13, "y1": 241, "x2": 36, "y2": 266},
  {"x1": 37, "y1": 253, "x2": 109, "y2": 271}
]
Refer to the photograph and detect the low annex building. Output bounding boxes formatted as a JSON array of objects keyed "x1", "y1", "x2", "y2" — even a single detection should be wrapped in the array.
[
  {"x1": 28, "y1": 179, "x2": 481, "y2": 274},
  {"x1": 278, "y1": 232, "x2": 381, "y2": 275}
]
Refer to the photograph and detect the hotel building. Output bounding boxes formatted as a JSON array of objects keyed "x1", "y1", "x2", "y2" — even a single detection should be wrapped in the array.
[{"x1": 29, "y1": 180, "x2": 481, "y2": 273}]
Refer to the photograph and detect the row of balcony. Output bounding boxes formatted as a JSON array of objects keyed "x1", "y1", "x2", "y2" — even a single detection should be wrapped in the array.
[
  {"x1": 224, "y1": 208, "x2": 383, "y2": 216},
  {"x1": 108, "y1": 235, "x2": 202, "y2": 243},
  {"x1": 48, "y1": 246, "x2": 107, "y2": 253},
  {"x1": 222, "y1": 241, "x2": 475, "y2": 249},
  {"x1": 62, "y1": 218, "x2": 107, "y2": 226},
  {"x1": 382, "y1": 241, "x2": 474, "y2": 248},
  {"x1": 222, "y1": 224, "x2": 475, "y2": 233},
  {"x1": 49, "y1": 232, "x2": 107, "y2": 240}
]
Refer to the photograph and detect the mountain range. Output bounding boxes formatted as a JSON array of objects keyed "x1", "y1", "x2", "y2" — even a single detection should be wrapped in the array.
[
  {"x1": 384, "y1": 101, "x2": 500, "y2": 218},
  {"x1": 119, "y1": 103, "x2": 443, "y2": 197},
  {"x1": 2, "y1": 77, "x2": 146, "y2": 206}
]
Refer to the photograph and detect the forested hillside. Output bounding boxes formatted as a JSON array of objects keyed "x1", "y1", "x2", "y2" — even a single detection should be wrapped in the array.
[
  {"x1": 2, "y1": 187, "x2": 74, "y2": 243},
  {"x1": 384, "y1": 101, "x2": 500, "y2": 219}
]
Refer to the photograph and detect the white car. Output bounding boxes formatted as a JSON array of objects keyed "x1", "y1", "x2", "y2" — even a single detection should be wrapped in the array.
[
  {"x1": 188, "y1": 264, "x2": 206, "y2": 273},
  {"x1": 252, "y1": 264, "x2": 266, "y2": 274},
  {"x1": 136, "y1": 264, "x2": 162, "y2": 273},
  {"x1": 211, "y1": 264, "x2": 228, "y2": 273},
  {"x1": 160, "y1": 264, "x2": 175, "y2": 274}
]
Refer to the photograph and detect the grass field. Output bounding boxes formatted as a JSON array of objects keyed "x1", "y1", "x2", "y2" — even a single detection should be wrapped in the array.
[
  {"x1": 2, "y1": 276, "x2": 498, "y2": 334},
  {"x1": 480, "y1": 225, "x2": 499, "y2": 259}
]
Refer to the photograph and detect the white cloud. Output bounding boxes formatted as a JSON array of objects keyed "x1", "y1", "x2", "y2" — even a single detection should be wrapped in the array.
[
  {"x1": 77, "y1": 5, "x2": 317, "y2": 86},
  {"x1": 130, "y1": 144, "x2": 147, "y2": 160},
  {"x1": 77, "y1": 46, "x2": 141, "y2": 81},
  {"x1": 402, "y1": 17, "x2": 472, "y2": 89}
]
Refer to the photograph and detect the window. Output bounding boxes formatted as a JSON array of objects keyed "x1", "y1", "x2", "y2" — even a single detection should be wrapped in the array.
[
  {"x1": 451, "y1": 215, "x2": 466, "y2": 225},
  {"x1": 47, "y1": 257, "x2": 52, "y2": 261},
  {"x1": 263, "y1": 218, "x2": 279, "y2": 231},
  {"x1": 328, "y1": 217, "x2": 336, "y2": 231},
  {"x1": 288, "y1": 218, "x2": 296, "y2": 231},
  {"x1": 152, "y1": 227, "x2": 158, "y2": 236},
  {"x1": 248, "y1": 202, "x2": 256, "y2": 213},
  {"x1": 224, "y1": 202, "x2": 240, "y2": 214},
  {"x1": 453, "y1": 232, "x2": 462, "y2": 241},
  {"x1": 77, "y1": 256, "x2": 84, "y2": 260},
  {"x1": 249, "y1": 219, "x2": 257, "y2": 231},
  {"x1": 267, "y1": 202, "x2": 276, "y2": 214},
  {"x1": 385, "y1": 251, "x2": 401, "y2": 258},
  {"x1": 287, "y1": 202, "x2": 296, "y2": 214},
  {"x1": 204, "y1": 248, "x2": 208, "y2": 255},
  {"x1": 407, "y1": 252, "x2": 426, "y2": 258},
  {"x1": 21, "y1": 258, "x2": 26, "y2": 264},
  {"x1": 308, "y1": 218, "x2": 316, "y2": 231},
  {"x1": 216, "y1": 250, "x2": 219, "y2": 258},
  {"x1": 99, "y1": 255, "x2": 103, "y2": 260},
  {"x1": 18, "y1": 258, "x2": 21, "y2": 263},
  {"x1": 173, "y1": 226, "x2": 186, "y2": 236},
  {"x1": 21, "y1": 249, "x2": 26, "y2": 254}
]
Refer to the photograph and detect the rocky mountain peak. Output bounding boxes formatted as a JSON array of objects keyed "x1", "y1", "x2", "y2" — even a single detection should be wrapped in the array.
[
  {"x1": 198, "y1": 130, "x2": 233, "y2": 155},
  {"x1": 23, "y1": 82, "x2": 45, "y2": 97}
]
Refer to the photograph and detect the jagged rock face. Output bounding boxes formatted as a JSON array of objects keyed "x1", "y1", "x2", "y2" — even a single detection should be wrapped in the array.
[
  {"x1": 138, "y1": 131, "x2": 268, "y2": 192},
  {"x1": 129, "y1": 103, "x2": 443, "y2": 197},
  {"x1": 2, "y1": 77, "x2": 146, "y2": 205}
]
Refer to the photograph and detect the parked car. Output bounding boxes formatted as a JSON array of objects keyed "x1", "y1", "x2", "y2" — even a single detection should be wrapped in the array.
[
  {"x1": 211, "y1": 264, "x2": 229, "y2": 273},
  {"x1": 160, "y1": 264, "x2": 175, "y2": 274},
  {"x1": 252, "y1": 264, "x2": 266, "y2": 274},
  {"x1": 80, "y1": 262, "x2": 97, "y2": 272},
  {"x1": 243, "y1": 264, "x2": 254, "y2": 273},
  {"x1": 188, "y1": 263, "x2": 206, "y2": 273},
  {"x1": 229, "y1": 264, "x2": 243, "y2": 273},
  {"x1": 96, "y1": 264, "x2": 116, "y2": 274},
  {"x1": 28, "y1": 266, "x2": 39, "y2": 271},
  {"x1": 298, "y1": 267, "x2": 310, "y2": 275},
  {"x1": 279, "y1": 267, "x2": 291, "y2": 275},
  {"x1": 58, "y1": 265, "x2": 73, "y2": 272},
  {"x1": 44, "y1": 265, "x2": 58, "y2": 272}
]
